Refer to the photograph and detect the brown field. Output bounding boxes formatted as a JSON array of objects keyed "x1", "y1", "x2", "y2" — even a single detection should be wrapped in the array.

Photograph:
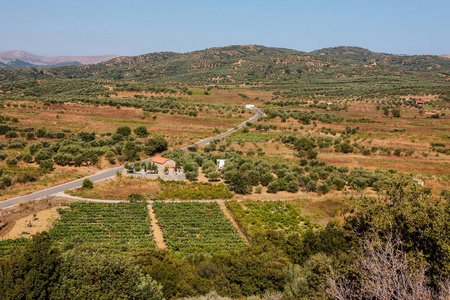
[
  {"x1": 0, "y1": 89, "x2": 448, "y2": 208},
  {"x1": 0, "y1": 198, "x2": 67, "y2": 239},
  {"x1": 66, "y1": 176, "x2": 162, "y2": 200},
  {"x1": 2, "y1": 100, "x2": 253, "y2": 141}
]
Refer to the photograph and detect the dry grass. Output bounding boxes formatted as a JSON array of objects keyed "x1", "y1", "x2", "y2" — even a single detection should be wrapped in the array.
[
  {"x1": 67, "y1": 176, "x2": 162, "y2": 200},
  {"x1": 0, "y1": 198, "x2": 67, "y2": 239}
]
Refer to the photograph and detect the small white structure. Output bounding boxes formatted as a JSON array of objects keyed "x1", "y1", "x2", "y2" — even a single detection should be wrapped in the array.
[
  {"x1": 217, "y1": 159, "x2": 227, "y2": 169},
  {"x1": 245, "y1": 104, "x2": 255, "y2": 109},
  {"x1": 413, "y1": 178, "x2": 425, "y2": 186},
  {"x1": 327, "y1": 102, "x2": 333, "y2": 106}
]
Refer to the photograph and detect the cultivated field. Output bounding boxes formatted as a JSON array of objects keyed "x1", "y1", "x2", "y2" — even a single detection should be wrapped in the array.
[{"x1": 153, "y1": 201, "x2": 246, "y2": 256}]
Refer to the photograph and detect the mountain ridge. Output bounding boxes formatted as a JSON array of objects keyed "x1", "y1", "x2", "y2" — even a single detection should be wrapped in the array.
[
  {"x1": 0, "y1": 50, "x2": 120, "y2": 69},
  {"x1": 0, "y1": 45, "x2": 449, "y2": 86}
]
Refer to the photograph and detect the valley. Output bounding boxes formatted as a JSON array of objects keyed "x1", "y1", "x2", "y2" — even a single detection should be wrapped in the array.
[{"x1": 0, "y1": 45, "x2": 449, "y2": 299}]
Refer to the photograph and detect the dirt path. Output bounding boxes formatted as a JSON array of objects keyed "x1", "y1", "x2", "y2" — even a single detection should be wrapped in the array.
[
  {"x1": 148, "y1": 205, "x2": 167, "y2": 249},
  {"x1": 1, "y1": 207, "x2": 59, "y2": 240},
  {"x1": 218, "y1": 201, "x2": 249, "y2": 244}
]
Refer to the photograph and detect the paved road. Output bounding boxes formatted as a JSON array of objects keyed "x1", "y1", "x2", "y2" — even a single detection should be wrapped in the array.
[
  {"x1": 181, "y1": 108, "x2": 264, "y2": 150},
  {"x1": 0, "y1": 108, "x2": 264, "y2": 208}
]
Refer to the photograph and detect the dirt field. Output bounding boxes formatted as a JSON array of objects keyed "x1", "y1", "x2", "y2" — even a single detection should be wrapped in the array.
[
  {"x1": 0, "y1": 198, "x2": 67, "y2": 239},
  {"x1": 148, "y1": 205, "x2": 167, "y2": 249},
  {"x1": 1, "y1": 207, "x2": 59, "y2": 240}
]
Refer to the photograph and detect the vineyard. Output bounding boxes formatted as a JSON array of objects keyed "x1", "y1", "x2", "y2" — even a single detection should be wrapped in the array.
[
  {"x1": 0, "y1": 238, "x2": 30, "y2": 256},
  {"x1": 50, "y1": 202, "x2": 155, "y2": 252},
  {"x1": 226, "y1": 200, "x2": 315, "y2": 237},
  {"x1": 153, "y1": 202, "x2": 245, "y2": 256}
]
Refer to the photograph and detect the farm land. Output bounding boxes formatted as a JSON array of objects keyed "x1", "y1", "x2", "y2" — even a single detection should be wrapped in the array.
[
  {"x1": 152, "y1": 201, "x2": 246, "y2": 256},
  {"x1": 0, "y1": 45, "x2": 449, "y2": 299}
]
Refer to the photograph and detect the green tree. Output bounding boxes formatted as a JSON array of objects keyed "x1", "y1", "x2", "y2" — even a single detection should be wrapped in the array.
[
  {"x1": 391, "y1": 108, "x2": 401, "y2": 118},
  {"x1": 82, "y1": 179, "x2": 94, "y2": 189},
  {"x1": 208, "y1": 171, "x2": 220, "y2": 181},
  {"x1": 230, "y1": 170, "x2": 252, "y2": 194},
  {"x1": 267, "y1": 181, "x2": 280, "y2": 193},
  {"x1": 116, "y1": 126, "x2": 132, "y2": 137},
  {"x1": 134, "y1": 126, "x2": 149, "y2": 138},
  {"x1": 53, "y1": 246, "x2": 164, "y2": 300},
  {"x1": 345, "y1": 176, "x2": 450, "y2": 282},
  {"x1": 39, "y1": 159, "x2": 54, "y2": 171},
  {"x1": 0, "y1": 232, "x2": 60, "y2": 299}
]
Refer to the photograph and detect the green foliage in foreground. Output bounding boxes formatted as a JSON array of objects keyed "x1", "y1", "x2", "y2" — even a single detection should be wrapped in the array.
[
  {"x1": 0, "y1": 232, "x2": 164, "y2": 300},
  {"x1": 345, "y1": 176, "x2": 450, "y2": 282},
  {"x1": 153, "y1": 202, "x2": 245, "y2": 256}
]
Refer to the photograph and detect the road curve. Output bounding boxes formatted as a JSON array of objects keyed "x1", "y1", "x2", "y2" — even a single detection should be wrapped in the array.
[
  {"x1": 181, "y1": 108, "x2": 264, "y2": 150},
  {"x1": 0, "y1": 108, "x2": 264, "y2": 208}
]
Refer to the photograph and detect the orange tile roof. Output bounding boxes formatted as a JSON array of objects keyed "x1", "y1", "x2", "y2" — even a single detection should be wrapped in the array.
[
  {"x1": 151, "y1": 156, "x2": 170, "y2": 164},
  {"x1": 165, "y1": 164, "x2": 175, "y2": 168}
]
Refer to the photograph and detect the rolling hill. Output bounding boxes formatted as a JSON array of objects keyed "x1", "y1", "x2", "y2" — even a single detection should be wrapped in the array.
[{"x1": 0, "y1": 45, "x2": 449, "y2": 98}]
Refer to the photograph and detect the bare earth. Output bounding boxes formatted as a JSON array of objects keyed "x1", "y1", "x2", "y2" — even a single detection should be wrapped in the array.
[
  {"x1": 1, "y1": 207, "x2": 59, "y2": 240},
  {"x1": 148, "y1": 205, "x2": 167, "y2": 249}
]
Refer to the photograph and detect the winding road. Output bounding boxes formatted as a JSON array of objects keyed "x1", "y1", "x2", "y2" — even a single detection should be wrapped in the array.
[{"x1": 0, "y1": 108, "x2": 264, "y2": 208}]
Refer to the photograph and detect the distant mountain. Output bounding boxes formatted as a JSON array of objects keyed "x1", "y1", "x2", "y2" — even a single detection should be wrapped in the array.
[
  {"x1": 0, "y1": 45, "x2": 449, "y2": 85},
  {"x1": 310, "y1": 46, "x2": 450, "y2": 71},
  {"x1": 441, "y1": 54, "x2": 450, "y2": 59},
  {"x1": 0, "y1": 50, "x2": 120, "y2": 69}
]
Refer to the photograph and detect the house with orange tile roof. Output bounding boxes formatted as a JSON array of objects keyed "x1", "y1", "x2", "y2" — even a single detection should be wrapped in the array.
[
  {"x1": 124, "y1": 156, "x2": 185, "y2": 181},
  {"x1": 149, "y1": 156, "x2": 179, "y2": 177}
]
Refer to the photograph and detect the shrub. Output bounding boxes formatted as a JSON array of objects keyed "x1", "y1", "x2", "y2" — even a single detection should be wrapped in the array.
[
  {"x1": 5, "y1": 131, "x2": 18, "y2": 138},
  {"x1": 267, "y1": 181, "x2": 280, "y2": 193},
  {"x1": 318, "y1": 183, "x2": 330, "y2": 195},
  {"x1": 207, "y1": 171, "x2": 220, "y2": 181},
  {"x1": 127, "y1": 193, "x2": 146, "y2": 202},
  {"x1": 260, "y1": 173, "x2": 274, "y2": 186},
  {"x1": 8, "y1": 139, "x2": 27, "y2": 149},
  {"x1": 26, "y1": 132, "x2": 35, "y2": 140},
  {"x1": 422, "y1": 186, "x2": 432, "y2": 195},
  {"x1": 441, "y1": 189, "x2": 450, "y2": 200},
  {"x1": 306, "y1": 181, "x2": 317, "y2": 192},
  {"x1": 255, "y1": 186, "x2": 262, "y2": 194},
  {"x1": 187, "y1": 145, "x2": 198, "y2": 152},
  {"x1": 6, "y1": 158, "x2": 18, "y2": 167},
  {"x1": 16, "y1": 173, "x2": 37, "y2": 183},
  {"x1": 55, "y1": 132, "x2": 65, "y2": 139},
  {"x1": 82, "y1": 179, "x2": 94, "y2": 189},
  {"x1": 22, "y1": 153, "x2": 33, "y2": 163},
  {"x1": 306, "y1": 149, "x2": 318, "y2": 159},
  {"x1": 287, "y1": 181, "x2": 299, "y2": 193},
  {"x1": 0, "y1": 153, "x2": 8, "y2": 160},
  {"x1": 116, "y1": 126, "x2": 131, "y2": 137},
  {"x1": 39, "y1": 159, "x2": 54, "y2": 172},
  {"x1": 0, "y1": 175, "x2": 12, "y2": 189},
  {"x1": 133, "y1": 126, "x2": 149, "y2": 138},
  {"x1": 34, "y1": 149, "x2": 52, "y2": 163}
]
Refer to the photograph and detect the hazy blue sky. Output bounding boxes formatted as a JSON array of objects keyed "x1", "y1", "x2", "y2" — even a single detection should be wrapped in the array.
[{"x1": 1, "y1": 0, "x2": 449, "y2": 56}]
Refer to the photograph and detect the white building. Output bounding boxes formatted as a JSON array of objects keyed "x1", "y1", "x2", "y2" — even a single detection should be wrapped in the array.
[
  {"x1": 245, "y1": 104, "x2": 255, "y2": 109},
  {"x1": 217, "y1": 159, "x2": 227, "y2": 169}
]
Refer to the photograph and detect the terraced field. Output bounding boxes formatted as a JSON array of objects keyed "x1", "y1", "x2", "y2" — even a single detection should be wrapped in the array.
[{"x1": 153, "y1": 202, "x2": 245, "y2": 256}]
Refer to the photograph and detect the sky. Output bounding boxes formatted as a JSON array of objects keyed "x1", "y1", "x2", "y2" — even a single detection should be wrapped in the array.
[{"x1": 1, "y1": 0, "x2": 449, "y2": 56}]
